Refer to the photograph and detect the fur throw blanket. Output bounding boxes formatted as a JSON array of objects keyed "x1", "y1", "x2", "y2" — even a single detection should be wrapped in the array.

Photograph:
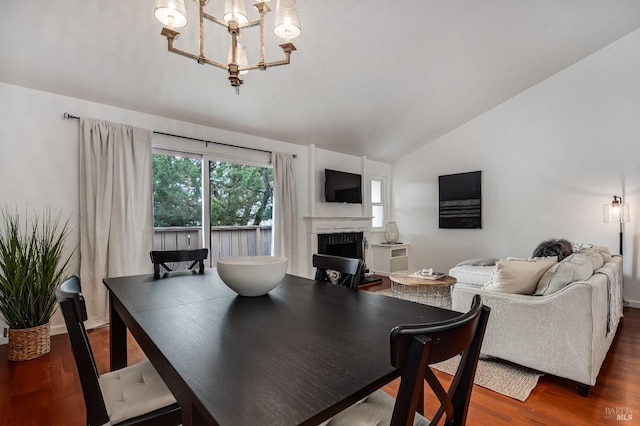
[{"x1": 532, "y1": 238, "x2": 573, "y2": 261}]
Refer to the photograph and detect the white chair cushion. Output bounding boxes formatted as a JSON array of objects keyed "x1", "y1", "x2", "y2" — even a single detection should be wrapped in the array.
[
  {"x1": 99, "y1": 360, "x2": 177, "y2": 424},
  {"x1": 318, "y1": 390, "x2": 430, "y2": 426}
]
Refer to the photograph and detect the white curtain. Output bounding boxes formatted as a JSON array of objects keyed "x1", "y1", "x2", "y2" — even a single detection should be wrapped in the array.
[
  {"x1": 79, "y1": 118, "x2": 154, "y2": 328},
  {"x1": 272, "y1": 153, "x2": 298, "y2": 274}
]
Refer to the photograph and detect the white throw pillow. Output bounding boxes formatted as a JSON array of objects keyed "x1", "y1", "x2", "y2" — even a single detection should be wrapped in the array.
[
  {"x1": 534, "y1": 253, "x2": 594, "y2": 296},
  {"x1": 484, "y1": 256, "x2": 557, "y2": 295}
]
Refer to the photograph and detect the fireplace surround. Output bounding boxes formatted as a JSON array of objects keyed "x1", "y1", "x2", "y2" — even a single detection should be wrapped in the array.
[{"x1": 303, "y1": 216, "x2": 372, "y2": 278}]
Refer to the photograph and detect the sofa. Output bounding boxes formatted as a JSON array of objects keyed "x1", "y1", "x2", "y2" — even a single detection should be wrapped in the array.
[{"x1": 449, "y1": 246, "x2": 623, "y2": 396}]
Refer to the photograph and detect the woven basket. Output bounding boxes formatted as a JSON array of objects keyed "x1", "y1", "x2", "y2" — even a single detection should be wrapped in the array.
[{"x1": 7, "y1": 323, "x2": 51, "y2": 361}]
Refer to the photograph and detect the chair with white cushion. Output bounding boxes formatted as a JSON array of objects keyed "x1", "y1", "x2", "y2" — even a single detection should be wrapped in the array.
[
  {"x1": 56, "y1": 275, "x2": 181, "y2": 426},
  {"x1": 320, "y1": 294, "x2": 490, "y2": 426}
]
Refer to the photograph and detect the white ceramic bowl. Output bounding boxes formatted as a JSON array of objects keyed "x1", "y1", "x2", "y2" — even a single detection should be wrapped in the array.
[{"x1": 216, "y1": 256, "x2": 288, "y2": 297}]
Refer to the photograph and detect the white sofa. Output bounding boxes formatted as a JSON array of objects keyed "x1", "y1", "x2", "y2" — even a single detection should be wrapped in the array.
[{"x1": 450, "y1": 251, "x2": 623, "y2": 396}]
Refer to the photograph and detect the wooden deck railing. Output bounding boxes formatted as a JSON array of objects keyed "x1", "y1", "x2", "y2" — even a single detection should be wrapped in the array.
[{"x1": 153, "y1": 226, "x2": 273, "y2": 265}]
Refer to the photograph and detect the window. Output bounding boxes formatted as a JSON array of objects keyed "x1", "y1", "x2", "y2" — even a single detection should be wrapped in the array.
[
  {"x1": 209, "y1": 161, "x2": 273, "y2": 226},
  {"x1": 152, "y1": 149, "x2": 274, "y2": 263},
  {"x1": 152, "y1": 152, "x2": 202, "y2": 227},
  {"x1": 371, "y1": 177, "x2": 386, "y2": 229}
]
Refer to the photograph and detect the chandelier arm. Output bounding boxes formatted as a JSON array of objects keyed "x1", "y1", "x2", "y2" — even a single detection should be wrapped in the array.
[
  {"x1": 198, "y1": 0, "x2": 205, "y2": 59},
  {"x1": 202, "y1": 12, "x2": 226, "y2": 27},
  {"x1": 242, "y1": 56, "x2": 291, "y2": 71},
  {"x1": 165, "y1": 41, "x2": 229, "y2": 70},
  {"x1": 259, "y1": 13, "x2": 266, "y2": 66},
  {"x1": 239, "y1": 20, "x2": 261, "y2": 30}
]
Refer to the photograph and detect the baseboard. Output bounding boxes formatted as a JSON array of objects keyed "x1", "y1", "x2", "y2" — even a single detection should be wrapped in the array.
[{"x1": 623, "y1": 299, "x2": 640, "y2": 309}]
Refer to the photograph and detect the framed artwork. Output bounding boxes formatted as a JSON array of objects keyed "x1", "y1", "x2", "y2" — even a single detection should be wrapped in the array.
[{"x1": 438, "y1": 171, "x2": 482, "y2": 229}]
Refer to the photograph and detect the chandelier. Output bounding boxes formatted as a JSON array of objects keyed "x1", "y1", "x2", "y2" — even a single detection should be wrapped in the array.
[{"x1": 154, "y1": 0, "x2": 301, "y2": 93}]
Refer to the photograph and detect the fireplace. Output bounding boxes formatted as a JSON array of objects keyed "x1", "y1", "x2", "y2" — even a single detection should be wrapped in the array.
[
  {"x1": 317, "y1": 231, "x2": 380, "y2": 284},
  {"x1": 317, "y1": 232, "x2": 363, "y2": 260},
  {"x1": 303, "y1": 216, "x2": 373, "y2": 278}
]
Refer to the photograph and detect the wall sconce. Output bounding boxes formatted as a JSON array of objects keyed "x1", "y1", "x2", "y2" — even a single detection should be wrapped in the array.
[{"x1": 603, "y1": 195, "x2": 630, "y2": 255}]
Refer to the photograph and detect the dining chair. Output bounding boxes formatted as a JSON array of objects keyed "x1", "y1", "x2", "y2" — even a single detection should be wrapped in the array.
[
  {"x1": 319, "y1": 294, "x2": 490, "y2": 426},
  {"x1": 56, "y1": 276, "x2": 181, "y2": 426},
  {"x1": 150, "y1": 248, "x2": 209, "y2": 278},
  {"x1": 313, "y1": 253, "x2": 363, "y2": 289}
]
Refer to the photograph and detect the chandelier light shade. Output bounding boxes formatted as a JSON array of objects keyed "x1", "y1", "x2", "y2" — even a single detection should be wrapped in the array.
[
  {"x1": 224, "y1": 0, "x2": 249, "y2": 25},
  {"x1": 274, "y1": 0, "x2": 302, "y2": 41},
  {"x1": 603, "y1": 195, "x2": 630, "y2": 255},
  {"x1": 228, "y1": 43, "x2": 249, "y2": 75},
  {"x1": 154, "y1": 0, "x2": 301, "y2": 93},
  {"x1": 154, "y1": 0, "x2": 188, "y2": 29}
]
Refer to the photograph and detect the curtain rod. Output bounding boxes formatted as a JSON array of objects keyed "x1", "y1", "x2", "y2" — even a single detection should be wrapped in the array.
[{"x1": 63, "y1": 112, "x2": 296, "y2": 158}]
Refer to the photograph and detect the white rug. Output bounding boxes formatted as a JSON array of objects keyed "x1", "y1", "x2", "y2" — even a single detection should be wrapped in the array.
[{"x1": 375, "y1": 288, "x2": 543, "y2": 401}]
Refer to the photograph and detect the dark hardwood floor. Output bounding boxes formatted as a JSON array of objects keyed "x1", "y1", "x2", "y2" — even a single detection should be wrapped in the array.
[{"x1": 0, "y1": 304, "x2": 638, "y2": 425}]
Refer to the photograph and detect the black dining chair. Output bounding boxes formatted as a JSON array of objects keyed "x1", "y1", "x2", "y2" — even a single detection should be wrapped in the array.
[
  {"x1": 56, "y1": 276, "x2": 181, "y2": 426},
  {"x1": 313, "y1": 253, "x2": 363, "y2": 289},
  {"x1": 319, "y1": 294, "x2": 490, "y2": 426},
  {"x1": 150, "y1": 248, "x2": 209, "y2": 278}
]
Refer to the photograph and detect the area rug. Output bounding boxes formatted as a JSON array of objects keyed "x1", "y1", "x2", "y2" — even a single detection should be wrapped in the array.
[
  {"x1": 375, "y1": 288, "x2": 543, "y2": 401},
  {"x1": 431, "y1": 356, "x2": 542, "y2": 402}
]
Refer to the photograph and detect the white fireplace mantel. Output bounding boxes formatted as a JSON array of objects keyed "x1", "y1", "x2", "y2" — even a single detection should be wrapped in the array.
[{"x1": 303, "y1": 216, "x2": 373, "y2": 234}]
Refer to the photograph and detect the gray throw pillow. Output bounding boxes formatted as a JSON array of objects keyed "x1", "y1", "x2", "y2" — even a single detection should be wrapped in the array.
[{"x1": 535, "y1": 253, "x2": 594, "y2": 296}]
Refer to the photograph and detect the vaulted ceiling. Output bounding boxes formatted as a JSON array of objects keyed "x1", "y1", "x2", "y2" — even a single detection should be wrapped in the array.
[{"x1": 3, "y1": 1, "x2": 640, "y2": 162}]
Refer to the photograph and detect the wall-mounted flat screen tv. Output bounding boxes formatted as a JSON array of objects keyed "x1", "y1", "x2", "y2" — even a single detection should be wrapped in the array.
[{"x1": 324, "y1": 169, "x2": 362, "y2": 204}]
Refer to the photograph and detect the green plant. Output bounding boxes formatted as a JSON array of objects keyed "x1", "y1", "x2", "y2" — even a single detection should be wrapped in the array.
[{"x1": 0, "y1": 207, "x2": 72, "y2": 329}]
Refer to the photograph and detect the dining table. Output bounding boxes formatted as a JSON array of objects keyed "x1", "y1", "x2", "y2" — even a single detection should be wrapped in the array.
[{"x1": 103, "y1": 269, "x2": 461, "y2": 425}]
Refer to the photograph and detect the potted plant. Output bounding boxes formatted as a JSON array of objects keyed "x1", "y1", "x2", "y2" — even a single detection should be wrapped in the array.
[{"x1": 0, "y1": 206, "x2": 72, "y2": 361}]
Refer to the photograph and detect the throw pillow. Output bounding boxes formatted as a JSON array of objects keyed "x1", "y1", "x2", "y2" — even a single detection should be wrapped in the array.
[
  {"x1": 484, "y1": 256, "x2": 557, "y2": 295},
  {"x1": 532, "y1": 238, "x2": 573, "y2": 261},
  {"x1": 535, "y1": 253, "x2": 594, "y2": 296},
  {"x1": 578, "y1": 248, "x2": 604, "y2": 270},
  {"x1": 455, "y1": 258, "x2": 499, "y2": 267},
  {"x1": 595, "y1": 246, "x2": 613, "y2": 262}
]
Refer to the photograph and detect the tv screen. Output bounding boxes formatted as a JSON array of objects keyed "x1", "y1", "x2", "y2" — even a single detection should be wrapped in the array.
[{"x1": 324, "y1": 169, "x2": 362, "y2": 204}]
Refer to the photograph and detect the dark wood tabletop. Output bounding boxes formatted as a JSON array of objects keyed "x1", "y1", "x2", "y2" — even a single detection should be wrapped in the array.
[{"x1": 103, "y1": 269, "x2": 460, "y2": 426}]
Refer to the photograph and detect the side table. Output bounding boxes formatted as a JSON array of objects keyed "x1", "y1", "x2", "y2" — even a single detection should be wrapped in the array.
[{"x1": 389, "y1": 272, "x2": 457, "y2": 309}]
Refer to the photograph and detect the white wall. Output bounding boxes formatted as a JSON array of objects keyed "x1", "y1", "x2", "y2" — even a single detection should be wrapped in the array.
[
  {"x1": 393, "y1": 29, "x2": 640, "y2": 307},
  {"x1": 0, "y1": 82, "x2": 312, "y2": 343}
]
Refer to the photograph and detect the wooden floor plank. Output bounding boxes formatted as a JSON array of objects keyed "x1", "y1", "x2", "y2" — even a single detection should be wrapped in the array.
[{"x1": 0, "y1": 308, "x2": 638, "y2": 425}]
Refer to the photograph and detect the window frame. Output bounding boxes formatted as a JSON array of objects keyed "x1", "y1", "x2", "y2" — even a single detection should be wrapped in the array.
[{"x1": 370, "y1": 176, "x2": 387, "y2": 231}]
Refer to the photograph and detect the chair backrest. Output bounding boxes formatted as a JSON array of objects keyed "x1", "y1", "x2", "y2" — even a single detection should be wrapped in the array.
[
  {"x1": 389, "y1": 294, "x2": 490, "y2": 426},
  {"x1": 56, "y1": 275, "x2": 110, "y2": 426},
  {"x1": 312, "y1": 253, "x2": 363, "y2": 289},
  {"x1": 150, "y1": 248, "x2": 209, "y2": 278}
]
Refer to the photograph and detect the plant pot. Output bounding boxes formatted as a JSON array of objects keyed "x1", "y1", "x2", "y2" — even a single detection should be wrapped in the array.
[{"x1": 7, "y1": 323, "x2": 51, "y2": 361}]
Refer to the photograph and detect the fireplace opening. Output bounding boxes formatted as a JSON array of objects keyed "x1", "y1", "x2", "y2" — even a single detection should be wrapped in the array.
[
  {"x1": 317, "y1": 232, "x2": 363, "y2": 260},
  {"x1": 316, "y1": 232, "x2": 381, "y2": 285}
]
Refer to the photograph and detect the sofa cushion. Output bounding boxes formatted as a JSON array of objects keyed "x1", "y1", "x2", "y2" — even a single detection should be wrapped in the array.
[
  {"x1": 449, "y1": 265, "x2": 495, "y2": 288},
  {"x1": 454, "y1": 258, "x2": 498, "y2": 267},
  {"x1": 534, "y1": 253, "x2": 594, "y2": 296},
  {"x1": 484, "y1": 256, "x2": 557, "y2": 295}
]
